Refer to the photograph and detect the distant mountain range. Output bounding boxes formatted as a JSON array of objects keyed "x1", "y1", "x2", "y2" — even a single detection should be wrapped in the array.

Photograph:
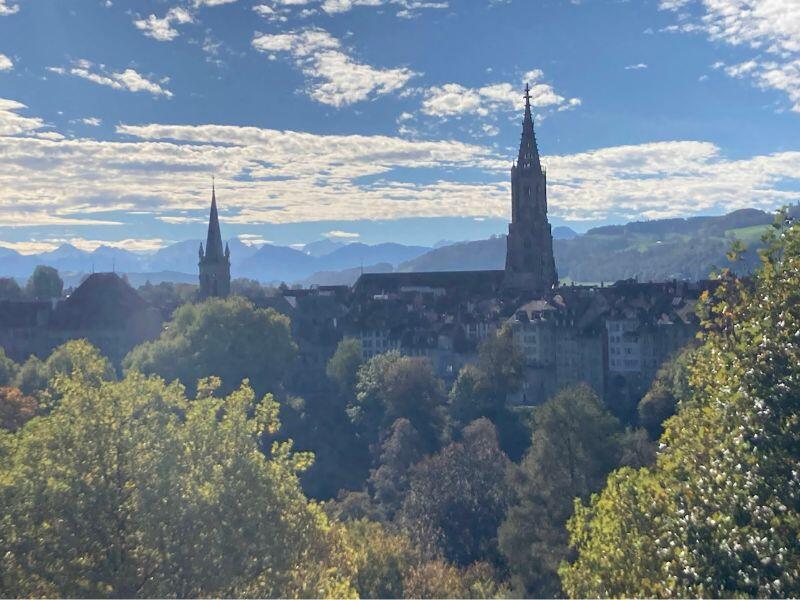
[
  {"x1": 0, "y1": 210, "x2": 789, "y2": 287},
  {"x1": 0, "y1": 238, "x2": 432, "y2": 286}
]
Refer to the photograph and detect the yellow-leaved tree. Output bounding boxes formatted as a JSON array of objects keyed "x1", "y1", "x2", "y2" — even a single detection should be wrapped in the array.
[{"x1": 0, "y1": 359, "x2": 356, "y2": 598}]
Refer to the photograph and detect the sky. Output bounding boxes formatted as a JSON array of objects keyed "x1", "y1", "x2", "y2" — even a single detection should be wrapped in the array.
[{"x1": 1, "y1": 0, "x2": 800, "y2": 253}]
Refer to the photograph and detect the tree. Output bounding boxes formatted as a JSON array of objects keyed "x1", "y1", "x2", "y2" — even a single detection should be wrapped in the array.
[
  {"x1": 561, "y1": 220, "x2": 800, "y2": 598},
  {"x1": 13, "y1": 355, "x2": 48, "y2": 396},
  {"x1": 0, "y1": 387, "x2": 37, "y2": 431},
  {"x1": 230, "y1": 278, "x2": 275, "y2": 301},
  {"x1": 327, "y1": 338, "x2": 363, "y2": 397},
  {"x1": 449, "y1": 335, "x2": 530, "y2": 461},
  {"x1": 0, "y1": 277, "x2": 22, "y2": 300},
  {"x1": 25, "y1": 265, "x2": 63, "y2": 300},
  {"x1": 403, "y1": 560, "x2": 509, "y2": 599},
  {"x1": 637, "y1": 345, "x2": 696, "y2": 438},
  {"x1": 368, "y1": 418, "x2": 425, "y2": 518},
  {"x1": 399, "y1": 419, "x2": 512, "y2": 567},
  {"x1": 8, "y1": 341, "x2": 113, "y2": 404},
  {"x1": 346, "y1": 519, "x2": 509, "y2": 599},
  {"x1": 499, "y1": 384, "x2": 623, "y2": 597},
  {"x1": 0, "y1": 370, "x2": 356, "y2": 597},
  {"x1": 350, "y1": 351, "x2": 447, "y2": 452},
  {"x1": 0, "y1": 347, "x2": 18, "y2": 387},
  {"x1": 346, "y1": 519, "x2": 421, "y2": 599},
  {"x1": 123, "y1": 296, "x2": 296, "y2": 397}
]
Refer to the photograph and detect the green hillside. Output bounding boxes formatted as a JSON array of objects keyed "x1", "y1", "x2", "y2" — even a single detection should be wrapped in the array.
[{"x1": 399, "y1": 208, "x2": 787, "y2": 282}]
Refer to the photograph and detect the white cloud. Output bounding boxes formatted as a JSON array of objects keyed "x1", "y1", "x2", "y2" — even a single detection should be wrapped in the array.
[
  {"x1": 264, "y1": 0, "x2": 446, "y2": 17},
  {"x1": 0, "y1": 0, "x2": 18, "y2": 16},
  {"x1": 323, "y1": 230, "x2": 360, "y2": 239},
  {"x1": 48, "y1": 60, "x2": 173, "y2": 98},
  {"x1": 193, "y1": 0, "x2": 239, "y2": 5},
  {"x1": 421, "y1": 71, "x2": 579, "y2": 118},
  {"x1": 0, "y1": 99, "x2": 45, "y2": 136},
  {"x1": 237, "y1": 233, "x2": 272, "y2": 246},
  {"x1": 661, "y1": 0, "x2": 800, "y2": 111},
  {"x1": 0, "y1": 237, "x2": 166, "y2": 255},
  {"x1": 81, "y1": 117, "x2": 102, "y2": 126},
  {"x1": 252, "y1": 28, "x2": 416, "y2": 106},
  {"x1": 134, "y1": 7, "x2": 194, "y2": 42},
  {"x1": 1, "y1": 97, "x2": 800, "y2": 230},
  {"x1": 625, "y1": 63, "x2": 648, "y2": 70},
  {"x1": 0, "y1": 53, "x2": 12, "y2": 71}
]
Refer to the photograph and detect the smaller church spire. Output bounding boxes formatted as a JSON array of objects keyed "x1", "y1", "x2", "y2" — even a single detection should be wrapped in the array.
[
  {"x1": 517, "y1": 83, "x2": 542, "y2": 173},
  {"x1": 204, "y1": 181, "x2": 224, "y2": 261}
]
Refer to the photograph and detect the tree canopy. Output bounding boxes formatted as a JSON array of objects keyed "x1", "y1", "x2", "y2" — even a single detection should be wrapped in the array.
[
  {"x1": 399, "y1": 418, "x2": 512, "y2": 567},
  {"x1": 350, "y1": 351, "x2": 447, "y2": 453},
  {"x1": 123, "y1": 296, "x2": 296, "y2": 397},
  {"x1": 499, "y1": 384, "x2": 623, "y2": 597},
  {"x1": 561, "y1": 220, "x2": 800, "y2": 598},
  {"x1": 0, "y1": 370, "x2": 355, "y2": 598},
  {"x1": 25, "y1": 265, "x2": 63, "y2": 300}
]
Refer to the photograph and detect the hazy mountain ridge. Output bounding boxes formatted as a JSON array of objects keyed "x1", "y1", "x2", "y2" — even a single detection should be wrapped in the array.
[
  {"x1": 0, "y1": 209, "x2": 787, "y2": 285},
  {"x1": 399, "y1": 209, "x2": 780, "y2": 282},
  {"x1": 0, "y1": 238, "x2": 432, "y2": 284}
]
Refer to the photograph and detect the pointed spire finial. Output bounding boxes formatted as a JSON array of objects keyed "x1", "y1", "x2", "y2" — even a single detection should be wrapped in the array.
[{"x1": 517, "y1": 83, "x2": 542, "y2": 173}]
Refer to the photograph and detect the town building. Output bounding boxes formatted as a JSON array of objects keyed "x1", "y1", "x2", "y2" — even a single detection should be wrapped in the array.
[{"x1": 0, "y1": 273, "x2": 162, "y2": 365}]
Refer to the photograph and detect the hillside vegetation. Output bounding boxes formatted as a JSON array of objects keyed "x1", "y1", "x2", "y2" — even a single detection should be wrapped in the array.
[{"x1": 400, "y1": 208, "x2": 779, "y2": 282}]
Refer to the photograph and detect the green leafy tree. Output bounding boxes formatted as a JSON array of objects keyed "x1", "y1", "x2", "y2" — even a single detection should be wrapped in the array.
[
  {"x1": 637, "y1": 345, "x2": 696, "y2": 438},
  {"x1": 230, "y1": 278, "x2": 275, "y2": 301},
  {"x1": 346, "y1": 520, "x2": 508, "y2": 599},
  {"x1": 0, "y1": 347, "x2": 18, "y2": 387},
  {"x1": 0, "y1": 370, "x2": 356, "y2": 597},
  {"x1": 327, "y1": 338, "x2": 363, "y2": 397},
  {"x1": 0, "y1": 277, "x2": 22, "y2": 300},
  {"x1": 368, "y1": 418, "x2": 425, "y2": 518},
  {"x1": 499, "y1": 384, "x2": 623, "y2": 597},
  {"x1": 123, "y1": 296, "x2": 296, "y2": 397},
  {"x1": 399, "y1": 419, "x2": 511, "y2": 567},
  {"x1": 449, "y1": 333, "x2": 530, "y2": 461},
  {"x1": 476, "y1": 327, "x2": 525, "y2": 401},
  {"x1": 561, "y1": 221, "x2": 800, "y2": 598},
  {"x1": 25, "y1": 265, "x2": 63, "y2": 300},
  {"x1": 13, "y1": 355, "x2": 48, "y2": 396},
  {"x1": 351, "y1": 351, "x2": 447, "y2": 452},
  {"x1": 346, "y1": 519, "x2": 421, "y2": 599},
  {"x1": 403, "y1": 559, "x2": 509, "y2": 599}
]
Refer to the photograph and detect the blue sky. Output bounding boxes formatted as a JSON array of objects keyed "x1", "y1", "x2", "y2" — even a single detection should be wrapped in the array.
[{"x1": 1, "y1": 0, "x2": 800, "y2": 253}]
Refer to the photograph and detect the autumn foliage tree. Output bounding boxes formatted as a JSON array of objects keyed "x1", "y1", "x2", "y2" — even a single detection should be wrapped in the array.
[{"x1": 0, "y1": 387, "x2": 37, "y2": 431}]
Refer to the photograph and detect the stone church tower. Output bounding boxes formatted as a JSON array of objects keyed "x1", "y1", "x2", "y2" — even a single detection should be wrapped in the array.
[
  {"x1": 503, "y1": 84, "x2": 558, "y2": 296},
  {"x1": 198, "y1": 183, "x2": 231, "y2": 299}
]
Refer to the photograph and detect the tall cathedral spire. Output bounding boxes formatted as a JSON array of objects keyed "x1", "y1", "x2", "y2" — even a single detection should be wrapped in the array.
[
  {"x1": 198, "y1": 180, "x2": 231, "y2": 299},
  {"x1": 503, "y1": 84, "x2": 557, "y2": 297},
  {"x1": 517, "y1": 83, "x2": 542, "y2": 173}
]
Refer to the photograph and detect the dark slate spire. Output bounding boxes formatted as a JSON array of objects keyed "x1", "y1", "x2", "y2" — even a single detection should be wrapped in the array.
[
  {"x1": 204, "y1": 181, "x2": 224, "y2": 261},
  {"x1": 517, "y1": 83, "x2": 542, "y2": 173}
]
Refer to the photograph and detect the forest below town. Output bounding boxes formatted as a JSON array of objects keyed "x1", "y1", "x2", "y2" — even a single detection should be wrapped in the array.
[{"x1": 1, "y1": 218, "x2": 799, "y2": 598}]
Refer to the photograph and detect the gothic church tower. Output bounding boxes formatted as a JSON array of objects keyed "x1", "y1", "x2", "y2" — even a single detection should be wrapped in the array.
[
  {"x1": 198, "y1": 183, "x2": 231, "y2": 299},
  {"x1": 503, "y1": 84, "x2": 557, "y2": 296}
]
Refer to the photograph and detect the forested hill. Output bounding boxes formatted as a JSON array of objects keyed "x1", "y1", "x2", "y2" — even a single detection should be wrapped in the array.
[{"x1": 399, "y1": 208, "x2": 783, "y2": 283}]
